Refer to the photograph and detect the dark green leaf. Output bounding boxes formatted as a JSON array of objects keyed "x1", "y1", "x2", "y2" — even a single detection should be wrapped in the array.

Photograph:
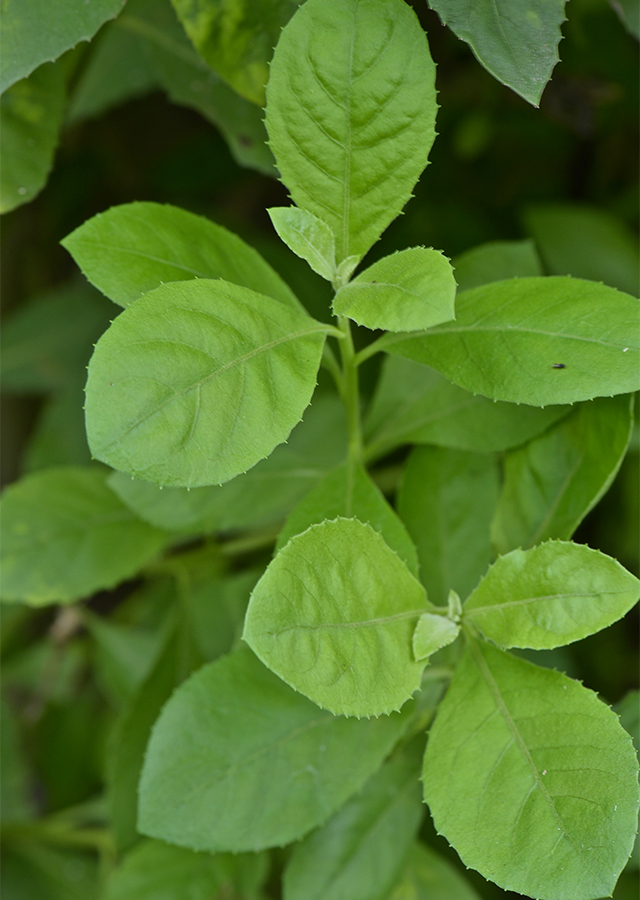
[
  {"x1": 452, "y1": 239, "x2": 542, "y2": 292},
  {"x1": 387, "y1": 841, "x2": 483, "y2": 900}
]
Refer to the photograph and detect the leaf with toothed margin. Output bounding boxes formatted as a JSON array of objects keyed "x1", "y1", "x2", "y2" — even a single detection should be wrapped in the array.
[{"x1": 268, "y1": 206, "x2": 337, "y2": 282}]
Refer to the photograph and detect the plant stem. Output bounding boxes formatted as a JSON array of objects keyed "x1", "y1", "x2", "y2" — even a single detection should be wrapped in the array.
[{"x1": 337, "y1": 316, "x2": 363, "y2": 464}]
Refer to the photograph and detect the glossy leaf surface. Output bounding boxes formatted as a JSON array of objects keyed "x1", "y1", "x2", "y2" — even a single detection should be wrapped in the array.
[
  {"x1": 85, "y1": 279, "x2": 327, "y2": 488},
  {"x1": 138, "y1": 647, "x2": 413, "y2": 851},
  {"x1": 266, "y1": 0, "x2": 437, "y2": 264},
  {"x1": 244, "y1": 518, "x2": 428, "y2": 717},
  {"x1": 423, "y1": 643, "x2": 640, "y2": 899}
]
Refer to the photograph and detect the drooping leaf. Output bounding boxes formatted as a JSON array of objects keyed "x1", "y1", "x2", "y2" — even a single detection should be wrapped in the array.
[
  {"x1": 62, "y1": 201, "x2": 299, "y2": 309},
  {"x1": 276, "y1": 462, "x2": 420, "y2": 579},
  {"x1": 283, "y1": 742, "x2": 424, "y2": 900},
  {"x1": 387, "y1": 276, "x2": 640, "y2": 406},
  {"x1": 452, "y1": 239, "x2": 543, "y2": 292},
  {"x1": 138, "y1": 646, "x2": 414, "y2": 851},
  {"x1": 397, "y1": 446, "x2": 500, "y2": 606},
  {"x1": 268, "y1": 207, "x2": 336, "y2": 282},
  {"x1": 364, "y1": 356, "x2": 569, "y2": 461},
  {"x1": 412, "y1": 614, "x2": 460, "y2": 662},
  {"x1": 244, "y1": 518, "x2": 428, "y2": 717},
  {"x1": 85, "y1": 279, "x2": 328, "y2": 488},
  {"x1": 0, "y1": 0, "x2": 125, "y2": 93},
  {"x1": 266, "y1": 0, "x2": 437, "y2": 265},
  {"x1": 423, "y1": 642, "x2": 640, "y2": 900},
  {"x1": 387, "y1": 841, "x2": 483, "y2": 900},
  {"x1": 333, "y1": 248, "x2": 456, "y2": 333},
  {"x1": 463, "y1": 541, "x2": 640, "y2": 650},
  {"x1": 108, "y1": 395, "x2": 347, "y2": 534},
  {"x1": 428, "y1": 0, "x2": 567, "y2": 106},
  {"x1": 0, "y1": 467, "x2": 170, "y2": 606},
  {"x1": 0, "y1": 61, "x2": 66, "y2": 213},
  {"x1": 491, "y1": 394, "x2": 635, "y2": 554}
]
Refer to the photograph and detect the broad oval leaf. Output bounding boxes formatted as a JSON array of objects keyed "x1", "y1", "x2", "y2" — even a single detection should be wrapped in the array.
[
  {"x1": 265, "y1": 0, "x2": 437, "y2": 265},
  {"x1": 387, "y1": 277, "x2": 640, "y2": 406},
  {"x1": 333, "y1": 248, "x2": 456, "y2": 333},
  {"x1": 268, "y1": 207, "x2": 337, "y2": 283},
  {"x1": 62, "y1": 201, "x2": 300, "y2": 309},
  {"x1": 138, "y1": 646, "x2": 414, "y2": 852},
  {"x1": 412, "y1": 614, "x2": 460, "y2": 662},
  {"x1": 463, "y1": 540, "x2": 640, "y2": 650},
  {"x1": 0, "y1": 466, "x2": 169, "y2": 606},
  {"x1": 244, "y1": 518, "x2": 428, "y2": 717},
  {"x1": 423, "y1": 643, "x2": 640, "y2": 900},
  {"x1": 85, "y1": 279, "x2": 328, "y2": 488}
]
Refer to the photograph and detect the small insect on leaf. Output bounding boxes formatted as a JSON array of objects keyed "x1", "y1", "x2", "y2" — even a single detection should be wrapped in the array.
[{"x1": 552, "y1": 363, "x2": 566, "y2": 369}]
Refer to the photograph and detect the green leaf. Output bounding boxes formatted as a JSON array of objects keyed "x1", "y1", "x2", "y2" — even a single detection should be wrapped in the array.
[
  {"x1": 333, "y1": 248, "x2": 456, "y2": 333},
  {"x1": 266, "y1": 0, "x2": 437, "y2": 265},
  {"x1": 364, "y1": 356, "x2": 570, "y2": 461},
  {"x1": 138, "y1": 646, "x2": 414, "y2": 851},
  {"x1": 612, "y1": 0, "x2": 640, "y2": 39},
  {"x1": 412, "y1": 614, "x2": 460, "y2": 662},
  {"x1": 268, "y1": 207, "x2": 336, "y2": 282},
  {"x1": 62, "y1": 201, "x2": 299, "y2": 309},
  {"x1": 283, "y1": 743, "x2": 424, "y2": 900},
  {"x1": 452, "y1": 239, "x2": 543, "y2": 292},
  {"x1": 21, "y1": 378, "x2": 91, "y2": 472},
  {"x1": 0, "y1": 61, "x2": 66, "y2": 213},
  {"x1": 423, "y1": 642, "x2": 640, "y2": 900},
  {"x1": 276, "y1": 462, "x2": 420, "y2": 579},
  {"x1": 108, "y1": 394, "x2": 347, "y2": 534},
  {"x1": 463, "y1": 540, "x2": 640, "y2": 650},
  {"x1": 491, "y1": 394, "x2": 635, "y2": 554},
  {"x1": 397, "y1": 446, "x2": 500, "y2": 606},
  {"x1": 1, "y1": 844, "x2": 100, "y2": 900},
  {"x1": 85, "y1": 279, "x2": 328, "y2": 488},
  {"x1": 244, "y1": 518, "x2": 428, "y2": 717},
  {"x1": 428, "y1": 0, "x2": 567, "y2": 106},
  {"x1": 170, "y1": 0, "x2": 301, "y2": 105},
  {"x1": 0, "y1": 467, "x2": 169, "y2": 606},
  {"x1": 1, "y1": 698, "x2": 34, "y2": 822},
  {"x1": 387, "y1": 276, "x2": 640, "y2": 406},
  {"x1": 0, "y1": 0, "x2": 125, "y2": 93},
  {"x1": 387, "y1": 842, "x2": 483, "y2": 900},
  {"x1": 524, "y1": 204, "x2": 640, "y2": 296}
]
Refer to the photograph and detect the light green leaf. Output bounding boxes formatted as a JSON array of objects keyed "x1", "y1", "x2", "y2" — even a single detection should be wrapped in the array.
[
  {"x1": 423, "y1": 642, "x2": 640, "y2": 900},
  {"x1": 62, "y1": 201, "x2": 299, "y2": 309},
  {"x1": 276, "y1": 462, "x2": 420, "y2": 579},
  {"x1": 244, "y1": 518, "x2": 428, "y2": 717},
  {"x1": 85, "y1": 279, "x2": 328, "y2": 488},
  {"x1": 387, "y1": 276, "x2": 640, "y2": 406},
  {"x1": 412, "y1": 614, "x2": 460, "y2": 662},
  {"x1": 268, "y1": 207, "x2": 337, "y2": 282},
  {"x1": 0, "y1": 61, "x2": 66, "y2": 213},
  {"x1": 108, "y1": 395, "x2": 347, "y2": 534},
  {"x1": 0, "y1": 0, "x2": 125, "y2": 93},
  {"x1": 463, "y1": 540, "x2": 640, "y2": 650},
  {"x1": 266, "y1": 0, "x2": 437, "y2": 265},
  {"x1": 170, "y1": 0, "x2": 301, "y2": 104},
  {"x1": 138, "y1": 646, "x2": 414, "y2": 851},
  {"x1": 333, "y1": 248, "x2": 456, "y2": 333},
  {"x1": 283, "y1": 743, "x2": 424, "y2": 900},
  {"x1": 397, "y1": 446, "x2": 499, "y2": 606},
  {"x1": 452, "y1": 239, "x2": 543, "y2": 292},
  {"x1": 428, "y1": 0, "x2": 567, "y2": 106},
  {"x1": 364, "y1": 356, "x2": 570, "y2": 461},
  {"x1": 387, "y1": 841, "x2": 483, "y2": 900},
  {"x1": 524, "y1": 204, "x2": 640, "y2": 296},
  {"x1": 491, "y1": 394, "x2": 635, "y2": 554},
  {"x1": 0, "y1": 467, "x2": 169, "y2": 606}
]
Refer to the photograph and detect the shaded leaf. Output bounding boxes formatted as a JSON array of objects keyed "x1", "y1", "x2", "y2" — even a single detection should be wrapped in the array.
[
  {"x1": 387, "y1": 841, "x2": 483, "y2": 900},
  {"x1": 452, "y1": 239, "x2": 542, "y2": 292},
  {"x1": 268, "y1": 206, "x2": 336, "y2": 282}
]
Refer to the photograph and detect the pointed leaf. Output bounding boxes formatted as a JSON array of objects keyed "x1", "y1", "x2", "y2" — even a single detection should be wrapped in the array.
[
  {"x1": 62, "y1": 201, "x2": 299, "y2": 309},
  {"x1": 265, "y1": 0, "x2": 437, "y2": 264},
  {"x1": 463, "y1": 540, "x2": 640, "y2": 650},
  {"x1": 423, "y1": 643, "x2": 640, "y2": 900},
  {"x1": 85, "y1": 279, "x2": 328, "y2": 488},
  {"x1": 138, "y1": 646, "x2": 414, "y2": 851},
  {"x1": 428, "y1": 0, "x2": 567, "y2": 106},
  {"x1": 491, "y1": 394, "x2": 634, "y2": 554},
  {"x1": 452, "y1": 239, "x2": 542, "y2": 292},
  {"x1": 0, "y1": 467, "x2": 169, "y2": 606},
  {"x1": 388, "y1": 841, "x2": 483, "y2": 900},
  {"x1": 333, "y1": 248, "x2": 455, "y2": 333},
  {"x1": 387, "y1": 276, "x2": 640, "y2": 406},
  {"x1": 412, "y1": 614, "x2": 460, "y2": 662},
  {"x1": 268, "y1": 206, "x2": 337, "y2": 282},
  {"x1": 244, "y1": 518, "x2": 428, "y2": 717},
  {"x1": 276, "y1": 462, "x2": 420, "y2": 579}
]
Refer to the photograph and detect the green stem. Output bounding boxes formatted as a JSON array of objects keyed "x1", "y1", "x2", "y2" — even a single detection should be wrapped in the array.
[{"x1": 338, "y1": 316, "x2": 363, "y2": 464}]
